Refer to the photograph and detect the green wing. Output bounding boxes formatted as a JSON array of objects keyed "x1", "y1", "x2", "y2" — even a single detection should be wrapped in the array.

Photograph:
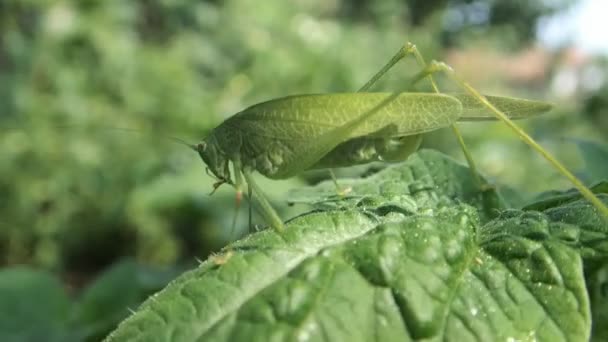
[
  {"x1": 219, "y1": 93, "x2": 462, "y2": 179},
  {"x1": 450, "y1": 93, "x2": 553, "y2": 121},
  {"x1": 227, "y1": 93, "x2": 461, "y2": 139}
]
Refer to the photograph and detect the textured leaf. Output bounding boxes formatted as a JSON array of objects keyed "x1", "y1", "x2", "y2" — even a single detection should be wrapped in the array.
[
  {"x1": 289, "y1": 149, "x2": 506, "y2": 222},
  {"x1": 524, "y1": 181, "x2": 608, "y2": 212},
  {"x1": 106, "y1": 151, "x2": 608, "y2": 342}
]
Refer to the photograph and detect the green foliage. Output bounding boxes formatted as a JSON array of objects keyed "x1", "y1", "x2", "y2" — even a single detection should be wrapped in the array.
[
  {"x1": 440, "y1": 0, "x2": 574, "y2": 47},
  {"x1": 574, "y1": 139, "x2": 608, "y2": 185},
  {"x1": 106, "y1": 150, "x2": 607, "y2": 341},
  {"x1": 0, "y1": 260, "x2": 180, "y2": 342},
  {"x1": 583, "y1": 83, "x2": 608, "y2": 135},
  {"x1": 338, "y1": 0, "x2": 573, "y2": 47},
  {"x1": 588, "y1": 264, "x2": 608, "y2": 341},
  {"x1": 0, "y1": 267, "x2": 71, "y2": 342}
]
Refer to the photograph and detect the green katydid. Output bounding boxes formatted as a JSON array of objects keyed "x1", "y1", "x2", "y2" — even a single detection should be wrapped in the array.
[{"x1": 190, "y1": 42, "x2": 608, "y2": 233}]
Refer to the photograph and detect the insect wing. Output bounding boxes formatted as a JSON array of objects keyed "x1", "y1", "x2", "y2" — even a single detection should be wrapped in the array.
[
  {"x1": 451, "y1": 93, "x2": 553, "y2": 121},
  {"x1": 224, "y1": 93, "x2": 462, "y2": 178},
  {"x1": 228, "y1": 93, "x2": 461, "y2": 139}
]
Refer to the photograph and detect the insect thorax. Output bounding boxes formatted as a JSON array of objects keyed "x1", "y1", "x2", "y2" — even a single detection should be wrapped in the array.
[
  {"x1": 205, "y1": 124, "x2": 290, "y2": 180},
  {"x1": 211, "y1": 120, "x2": 294, "y2": 179}
]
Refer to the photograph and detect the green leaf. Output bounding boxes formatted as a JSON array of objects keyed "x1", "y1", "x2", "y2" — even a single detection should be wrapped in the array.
[
  {"x1": 289, "y1": 149, "x2": 507, "y2": 222},
  {"x1": 588, "y1": 264, "x2": 608, "y2": 342},
  {"x1": 72, "y1": 259, "x2": 184, "y2": 341},
  {"x1": 0, "y1": 262, "x2": 184, "y2": 342},
  {"x1": 524, "y1": 181, "x2": 608, "y2": 212},
  {"x1": 0, "y1": 267, "x2": 73, "y2": 342},
  {"x1": 106, "y1": 150, "x2": 607, "y2": 341}
]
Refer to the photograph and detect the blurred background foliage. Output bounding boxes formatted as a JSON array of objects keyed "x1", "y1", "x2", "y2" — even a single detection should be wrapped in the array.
[{"x1": 1, "y1": 0, "x2": 607, "y2": 340}]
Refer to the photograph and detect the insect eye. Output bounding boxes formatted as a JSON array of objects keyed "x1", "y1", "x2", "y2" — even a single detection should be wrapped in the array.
[{"x1": 197, "y1": 142, "x2": 206, "y2": 152}]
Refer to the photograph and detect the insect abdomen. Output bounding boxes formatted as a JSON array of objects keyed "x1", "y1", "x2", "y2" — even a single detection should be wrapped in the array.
[{"x1": 311, "y1": 134, "x2": 423, "y2": 169}]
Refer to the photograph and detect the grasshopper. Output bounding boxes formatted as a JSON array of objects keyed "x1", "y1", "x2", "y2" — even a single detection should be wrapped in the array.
[{"x1": 191, "y1": 43, "x2": 608, "y2": 233}]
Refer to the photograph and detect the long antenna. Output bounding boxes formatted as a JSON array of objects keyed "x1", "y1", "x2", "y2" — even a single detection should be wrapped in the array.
[
  {"x1": 98, "y1": 126, "x2": 199, "y2": 152},
  {"x1": 38, "y1": 124, "x2": 201, "y2": 152}
]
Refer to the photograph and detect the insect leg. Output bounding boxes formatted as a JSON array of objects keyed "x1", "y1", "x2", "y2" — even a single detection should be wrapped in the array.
[
  {"x1": 402, "y1": 44, "x2": 486, "y2": 189},
  {"x1": 230, "y1": 160, "x2": 245, "y2": 239},
  {"x1": 358, "y1": 44, "x2": 416, "y2": 91},
  {"x1": 411, "y1": 60, "x2": 608, "y2": 219},
  {"x1": 247, "y1": 182, "x2": 253, "y2": 233},
  {"x1": 327, "y1": 43, "x2": 417, "y2": 195},
  {"x1": 242, "y1": 169, "x2": 285, "y2": 233},
  {"x1": 360, "y1": 43, "x2": 485, "y2": 189},
  {"x1": 329, "y1": 169, "x2": 352, "y2": 196}
]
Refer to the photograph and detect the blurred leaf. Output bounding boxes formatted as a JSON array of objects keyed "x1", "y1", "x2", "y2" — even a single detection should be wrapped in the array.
[
  {"x1": 574, "y1": 139, "x2": 608, "y2": 184},
  {"x1": 524, "y1": 181, "x2": 608, "y2": 212},
  {"x1": 106, "y1": 150, "x2": 606, "y2": 341},
  {"x1": 0, "y1": 267, "x2": 73, "y2": 342},
  {"x1": 71, "y1": 259, "x2": 184, "y2": 341}
]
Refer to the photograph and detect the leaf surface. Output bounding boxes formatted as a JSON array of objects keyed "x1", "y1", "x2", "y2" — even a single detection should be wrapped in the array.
[{"x1": 106, "y1": 150, "x2": 608, "y2": 342}]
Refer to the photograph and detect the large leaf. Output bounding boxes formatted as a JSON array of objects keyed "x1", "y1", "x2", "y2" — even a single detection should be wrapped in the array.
[{"x1": 106, "y1": 150, "x2": 608, "y2": 342}]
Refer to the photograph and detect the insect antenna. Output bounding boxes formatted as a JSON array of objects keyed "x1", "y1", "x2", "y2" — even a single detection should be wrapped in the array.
[
  {"x1": 81, "y1": 125, "x2": 199, "y2": 152},
  {"x1": 165, "y1": 135, "x2": 198, "y2": 152}
]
